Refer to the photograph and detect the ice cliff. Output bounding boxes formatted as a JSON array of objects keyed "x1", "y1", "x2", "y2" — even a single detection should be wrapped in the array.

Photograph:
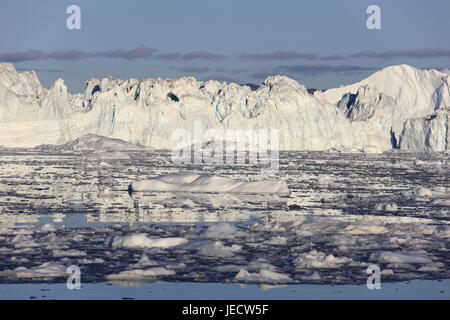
[{"x1": 0, "y1": 62, "x2": 448, "y2": 152}]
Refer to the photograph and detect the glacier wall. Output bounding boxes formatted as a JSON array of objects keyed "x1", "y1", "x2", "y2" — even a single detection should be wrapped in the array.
[{"x1": 0, "y1": 62, "x2": 449, "y2": 152}]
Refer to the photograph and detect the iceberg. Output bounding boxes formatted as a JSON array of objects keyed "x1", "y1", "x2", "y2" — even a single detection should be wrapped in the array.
[
  {"x1": 35, "y1": 133, "x2": 147, "y2": 151},
  {"x1": 128, "y1": 172, "x2": 291, "y2": 195},
  {"x1": 0, "y1": 63, "x2": 449, "y2": 152}
]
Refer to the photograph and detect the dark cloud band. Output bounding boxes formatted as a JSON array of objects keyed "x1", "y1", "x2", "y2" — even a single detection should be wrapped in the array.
[{"x1": 2, "y1": 47, "x2": 449, "y2": 63}]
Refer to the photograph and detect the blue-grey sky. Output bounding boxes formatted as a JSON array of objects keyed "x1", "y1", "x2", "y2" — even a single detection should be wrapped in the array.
[{"x1": 0, "y1": 0, "x2": 449, "y2": 92}]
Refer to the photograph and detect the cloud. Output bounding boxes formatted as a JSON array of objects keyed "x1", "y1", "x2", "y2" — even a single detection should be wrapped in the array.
[
  {"x1": 350, "y1": 48, "x2": 450, "y2": 59},
  {"x1": 154, "y1": 53, "x2": 181, "y2": 60},
  {"x1": 157, "y1": 51, "x2": 225, "y2": 60},
  {"x1": 44, "y1": 50, "x2": 87, "y2": 60},
  {"x1": 0, "y1": 49, "x2": 43, "y2": 62},
  {"x1": 173, "y1": 66, "x2": 211, "y2": 73},
  {"x1": 320, "y1": 54, "x2": 347, "y2": 60},
  {"x1": 181, "y1": 51, "x2": 225, "y2": 60},
  {"x1": 3, "y1": 47, "x2": 450, "y2": 64},
  {"x1": 240, "y1": 51, "x2": 318, "y2": 60},
  {"x1": 251, "y1": 64, "x2": 377, "y2": 78},
  {"x1": 0, "y1": 47, "x2": 223, "y2": 63},
  {"x1": 0, "y1": 45, "x2": 156, "y2": 62},
  {"x1": 94, "y1": 45, "x2": 156, "y2": 60}
]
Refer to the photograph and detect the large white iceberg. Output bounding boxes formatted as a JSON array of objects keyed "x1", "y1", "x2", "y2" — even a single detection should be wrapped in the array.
[
  {"x1": 0, "y1": 62, "x2": 449, "y2": 152},
  {"x1": 128, "y1": 172, "x2": 291, "y2": 195}
]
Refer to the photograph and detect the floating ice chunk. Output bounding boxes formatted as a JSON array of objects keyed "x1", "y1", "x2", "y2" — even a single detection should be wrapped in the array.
[
  {"x1": 0, "y1": 185, "x2": 14, "y2": 193},
  {"x1": 108, "y1": 234, "x2": 188, "y2": 249},
  {"x1": 316, "y1": 175, "x2": 334, "y2": 187},
  {"x1": 106, "y1": 267, "x2": 175, "y2": 280},
  {"x1": 53, "y1": 249, "x2": 87, "y2": 257},
  {"x1": 234, "y1": 268, "x2": 292, "y2": 284},
  {"x1": 0, "y1": 226, "x2": 11, "y2": 234},
  {"x1": 266, "y1": 236, "x2": 288, "y2": 245},
  {"x1": 299, "y1": 271, "x2": 321, "y2": 280},
  {"x1": 98, "y1": 188, "x2": 115, "y2": 198},
  {"x1": 198, "y1": 241, "x2": 242, "y2": 257},
  {"x1": 131, "y1": 253, "x2": 159, "y2": 268},
  {"x1": 252, "y1": 221, "x2": 287, "y2": 232},
  {"x1": 78, "y1": 258, "x2": 105, "y2": 264},
  {"x1": 294, "y1": 218, "x2": 347, "y2": 236},
  {"x1": 201, "y1": 223, "x2": 240, "y2": 239},
  {"x1": 246, "y1": 259, "x2": 279, "y2": 272},
  {"x1": 340, "y1": 221, "x2": 388, "y2": 235},
  {"x1": 401, "y1": 186, "x2": 433, "y2": 198},
  {"x1": 417, "y1": 264, "x2": 443, "y2": 272},
  {"x1": 39, "y1": 224, "x2": 57, "y2": 232},
  {"x1": 401, "y1": 186, "x2": 450, "y2": 203},
  {"x1": 294, "y1": 250, "x2": 352, "y2": 269},
  {"x1": 0, "y1": 262, "x2": 68, "y2": 279},
  {"x1": 369, "y1": 251, "x2": 432, "y2": 264},
  {"x1": 436, "y1": 229, "x2": 450, "y2": 238},
  {"x1": 361, "y1": 145, "x2": 386, "y2": 154},
  {"x1": 431, "y1": 199, "x2": 450, "y2": 206},
  {"x1": 259, "y1": 284, "x2": 289, "y2": 291},
  {"x1": 128, "y1": 173, "x2": 290, "y2": 195},
  {"x1": 94, "y1": 151, "x2": 131, "y2": 160},
  {"x1": 98, "y1": 161, "x2": 113, "y2": 168},
  {"x1": 11, "y1": 234, "x2": 39, "y2": 248},
  {"x1": 375, "y1": 203, "x2": 398, "y2": 212},
  {"x1": 11, "y1": 234, "x2": 31, "y2": 244},
  {"x1": 381, "y1": 269, "x2": 394, "y2": 275}
]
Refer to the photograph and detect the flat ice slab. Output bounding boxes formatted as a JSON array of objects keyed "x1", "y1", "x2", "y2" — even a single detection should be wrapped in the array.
[{"x1": 129, "y1": 173, "x2": 290, "y2": 195}]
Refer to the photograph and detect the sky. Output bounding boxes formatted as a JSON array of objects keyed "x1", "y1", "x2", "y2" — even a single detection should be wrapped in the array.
[{"x1": 0, "y1": 0, "x2": 449, "y2": 93}]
